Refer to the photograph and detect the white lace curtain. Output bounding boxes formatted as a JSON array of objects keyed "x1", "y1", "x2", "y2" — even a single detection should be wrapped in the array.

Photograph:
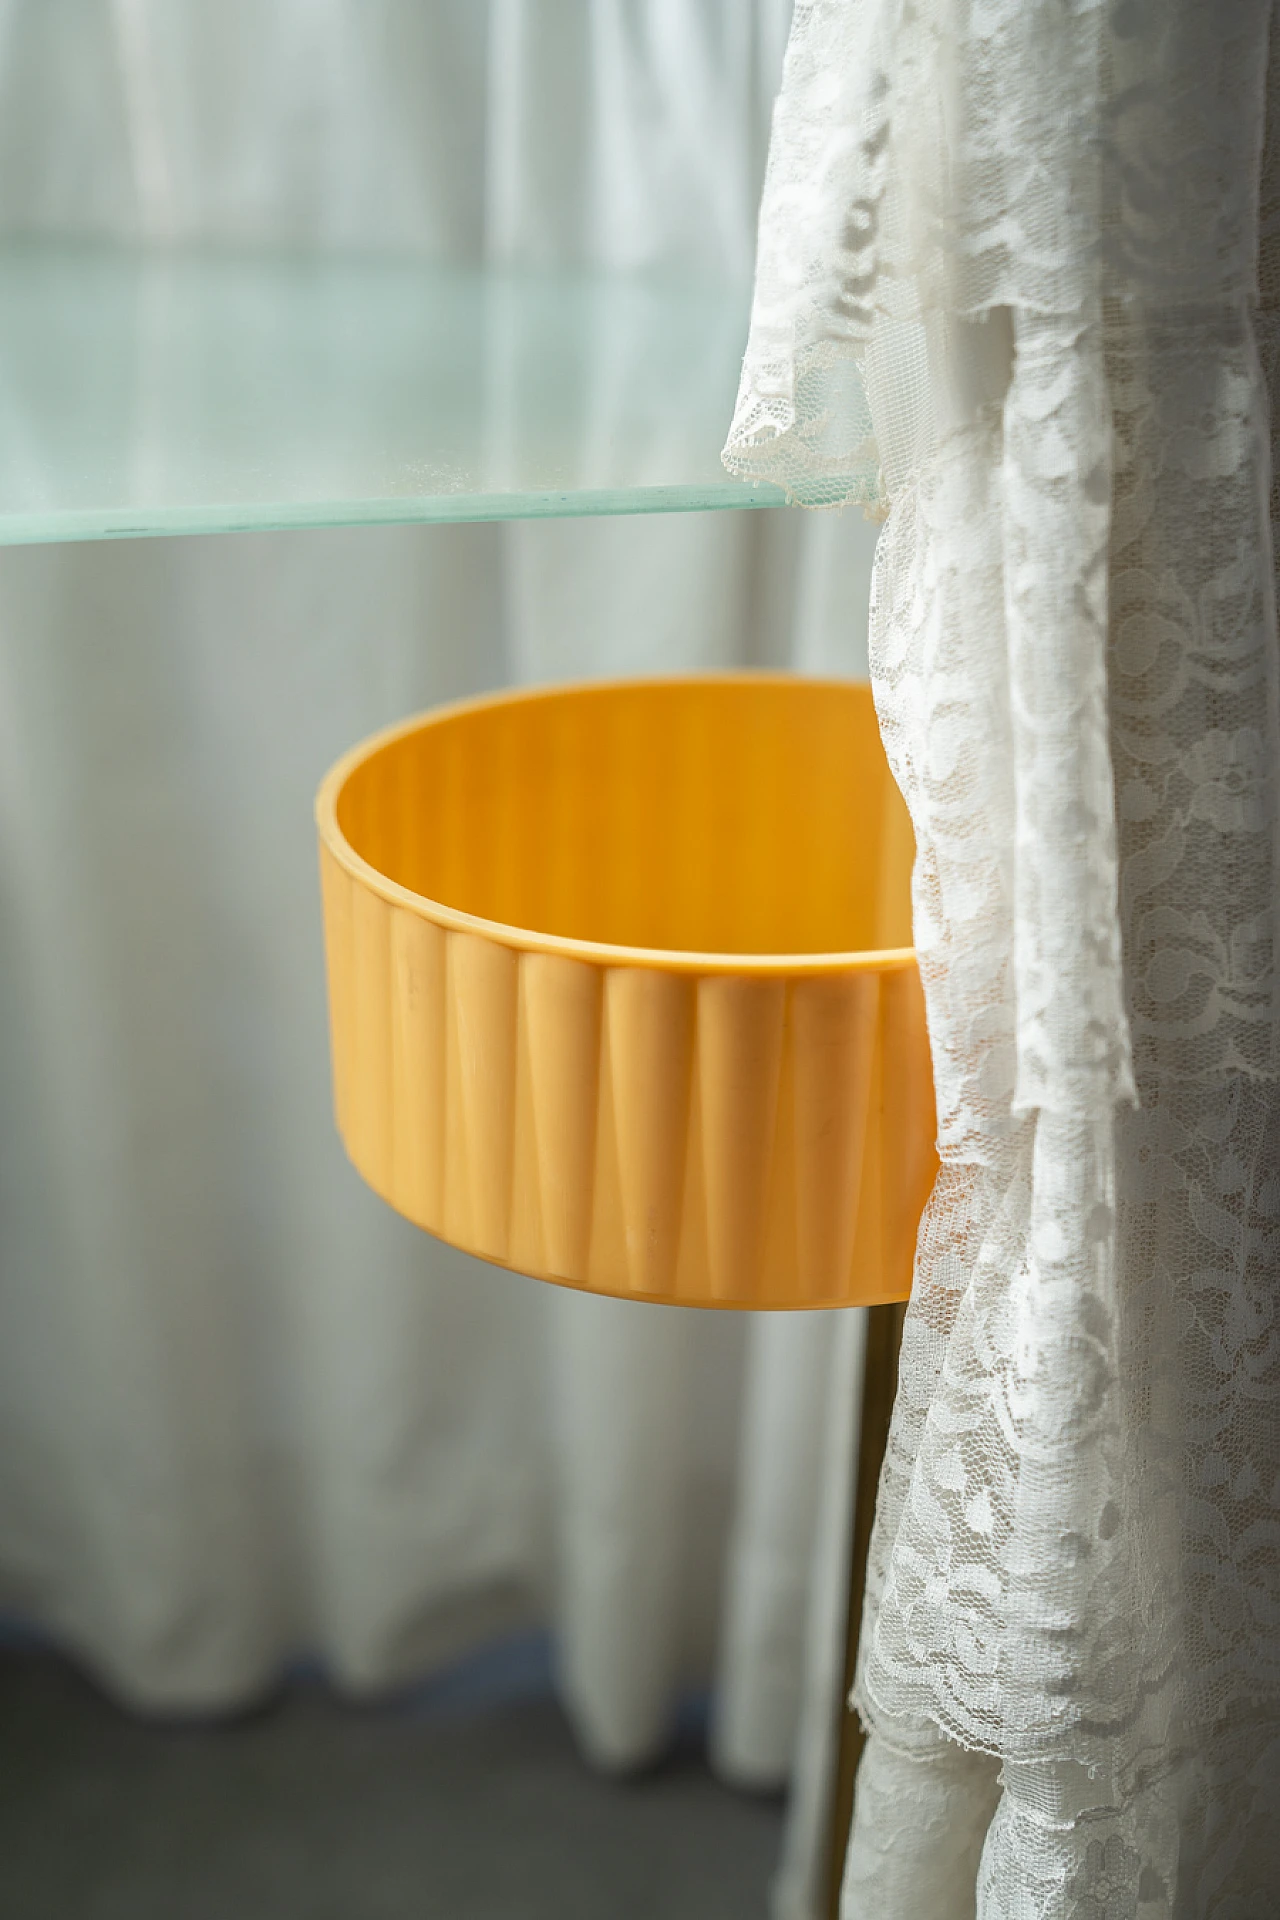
[{"x1": 728, "y1": 1, "x2": 1280, "y2": 1913}]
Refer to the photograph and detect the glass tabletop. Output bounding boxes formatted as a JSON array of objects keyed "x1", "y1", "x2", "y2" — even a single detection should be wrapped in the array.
[{"x1": 0, "y1": 243, "x2": 789, "y2": 544}]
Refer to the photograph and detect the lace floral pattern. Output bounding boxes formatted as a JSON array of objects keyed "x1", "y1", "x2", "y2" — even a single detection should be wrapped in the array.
[
  {"x1": 1066, "y1": 1837, "x2": 1143, "y2": 1920},
  {"x1": 726, "y1": 1, "x2": 1280, "y2": 1913}
]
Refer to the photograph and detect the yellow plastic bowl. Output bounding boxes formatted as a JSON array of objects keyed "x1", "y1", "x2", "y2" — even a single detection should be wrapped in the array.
[{"x1": 317, "y1": 675, "x2": 935, "y2": 1310}]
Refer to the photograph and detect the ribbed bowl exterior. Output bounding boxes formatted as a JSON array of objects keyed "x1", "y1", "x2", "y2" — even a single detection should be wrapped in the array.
[{"x1": 318, "y1": 683, "x2": 937, "y2": 1310}]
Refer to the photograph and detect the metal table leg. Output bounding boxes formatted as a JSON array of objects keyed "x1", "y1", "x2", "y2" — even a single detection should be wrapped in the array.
[{"x1": 823, "y1": 1298, "x2": 907, "y2": 1919}]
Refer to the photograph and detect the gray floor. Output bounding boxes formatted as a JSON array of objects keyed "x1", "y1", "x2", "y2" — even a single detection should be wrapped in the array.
[{"x1": 0, "y1": 1644, "x2": 783, "y2": 1920}]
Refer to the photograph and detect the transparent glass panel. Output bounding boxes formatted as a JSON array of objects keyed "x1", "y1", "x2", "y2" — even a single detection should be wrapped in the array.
[{"x1": 0, "y1": 243, "x2": 787, "y2": 543}]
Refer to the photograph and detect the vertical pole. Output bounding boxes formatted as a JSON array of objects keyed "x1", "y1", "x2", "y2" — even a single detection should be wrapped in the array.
[{"x1": 823, "y1": 1298, "x2": 907, "y2": 1920}]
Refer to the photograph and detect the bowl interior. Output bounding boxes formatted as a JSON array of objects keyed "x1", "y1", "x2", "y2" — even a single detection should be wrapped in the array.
[{"x1": 335, "y1": 678, "x2": 911, "y2": 958}]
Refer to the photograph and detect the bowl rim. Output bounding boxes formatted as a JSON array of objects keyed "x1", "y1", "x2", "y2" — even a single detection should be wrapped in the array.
[{"x1": 316, "y1": 671, "x2": 919, "y2": 979}]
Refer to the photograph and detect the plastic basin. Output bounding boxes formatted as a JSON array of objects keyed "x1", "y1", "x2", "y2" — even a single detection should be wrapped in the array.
[{"x1": 316, "y1": 675, "x2": 935, "y2": 1309}]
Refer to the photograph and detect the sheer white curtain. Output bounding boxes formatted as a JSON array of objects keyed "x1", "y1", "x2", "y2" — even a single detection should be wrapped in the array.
[
  {"x1": 728, "y1": 1, "x2": 1280, "y2": 1913},
  {"x1": 0, "y1": 6, "x2": 877, "y2": 1910}
]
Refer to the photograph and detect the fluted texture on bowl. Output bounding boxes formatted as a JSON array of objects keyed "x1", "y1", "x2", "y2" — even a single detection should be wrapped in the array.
[
  {"x1": 318, "y1": 678, "x2": 937, "y2": 1309},
  {"x1": 319, "y1": 848, "x2": 935, "y2": 1310}
]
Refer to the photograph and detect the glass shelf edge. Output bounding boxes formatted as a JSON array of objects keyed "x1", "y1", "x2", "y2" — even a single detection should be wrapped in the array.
[{"x1": 0, "y1": 483, "x2": 789, "y2": 548}]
